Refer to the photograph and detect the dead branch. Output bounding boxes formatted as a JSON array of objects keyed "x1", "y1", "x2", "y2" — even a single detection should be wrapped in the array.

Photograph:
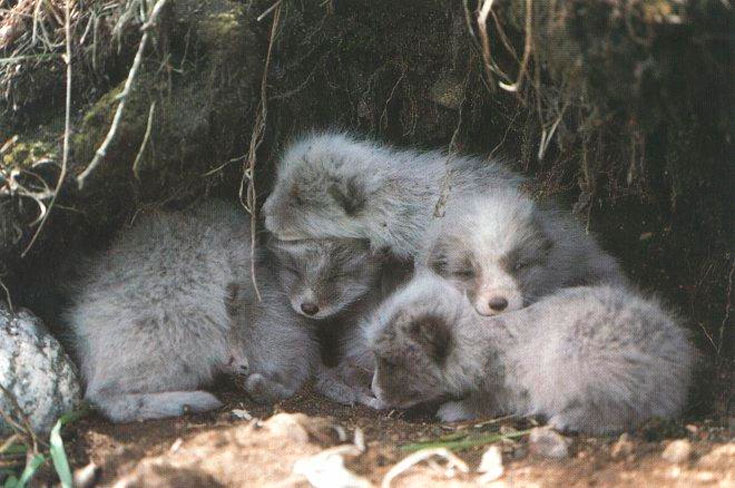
[
  {"x1": 499, "y1": 0, "x2": 533, "y2": 93},
  {"x1": 76, "y1": 0, "x2": 168, "y2": 190},
  {"x1": 20, "y1": 0, "x2": 71, "y2": 258},
  {"x1": 132, "y1": 101, "x2": 156, "y2": 180},
  {"x1": 239, "y1": 1, "x2": 282, "y2": 301}
]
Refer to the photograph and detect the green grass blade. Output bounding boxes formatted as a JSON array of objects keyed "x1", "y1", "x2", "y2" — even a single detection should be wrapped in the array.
[
  {"x1": 49, "y1": 419, "x2": 72, "y2": 488},
  {"x1": 56, "y1": 403, "x2": 92, "y2": 427},
  {"x1": 3, "y1": 475, "x2": 19, "y2": 488},
  {"x1": 15, "y1": 453, "x2": 45, "y2": 487},
  {"x1": 400, "y1": 429, "x2": 532, "y2": 452}
]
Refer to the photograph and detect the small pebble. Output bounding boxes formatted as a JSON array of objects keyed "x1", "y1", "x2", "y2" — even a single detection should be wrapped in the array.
[
  {"x1": 231, "y1": 409, "x2": 253, "y2": 421},
  {"x1": 73, "y1": 462, "x2": 101, "y2": 488},
  {"x1": 611, "y1": 433, "x2": 635, "y2": 460},
  {"x1": 263, "y1": 413, "x2": 310, "y2": 444},
  {"x1": 528, "y1": 427, "x2": 570, "y2": 459},
  {"x1": 477, "y1": 445, "x2": 504, "y2": 483},
  {"x1": 662, "y1": 439, "x2": 692, "y2": 464}
]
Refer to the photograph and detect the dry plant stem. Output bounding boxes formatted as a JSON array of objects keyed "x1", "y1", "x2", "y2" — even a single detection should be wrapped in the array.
[
  {"x1": 476, "y1": 0, "x2": 496, "y2": 88},
  {"x1": 239, "y1": 2, "x2": 282, "y2": 301},
  {"x1": 0, "y1": 384, "x2": 38, "y2": 453},
  {"x1": 499, "y1": 0, "x2": 533, "y2": 92},
  {"x1": 432, "y1": 68, "x2": 470, "y2": 220},
  {"x1": 76, "y1": 0, "x2": 168, "y2": 190},
  {"x1": 718, "y1": 255, "x2": 735, "y2": 356},
  {"x1": 0, "y1": 276, "x2": 12, "y2": 311},
  {"x1": 132, "y1": 101, "x2": 156, "y2": 180},
  {"x1": 20, "y1": 0, "x2": 71, "y2": 258},
  {"x1": 0, "y1": 434, "x2": 20, "y2": 454},
  {"x1": 256, "y1": 0, "x2": 281, "y2": 22},
  {"x1": 381, "y1": 448, "x2": 470, "y2": 488}
]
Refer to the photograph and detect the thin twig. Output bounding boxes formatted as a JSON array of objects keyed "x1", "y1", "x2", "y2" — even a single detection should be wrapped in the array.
[
  {"x1": 201, "y1": 155, "x2": 244, "y2": 177},
  {"x1": 20, "y1": 0, "x2": 72, "y2": 257},
  {"x1": 0, "y1": 275, "x2": 12, "y2": 312},
  {"x1": 718, "y1": 255, "x2": 735, "y2": 356},
  {"x1": 499, "y1": 0, "x2": 533, "y2": 92},
  {"x1": 379, "y1": 70, "x2": 405, "y2": 132},
  {"x1": 476, "y1": 0, "x2": 496, "y2": 89},
  {"x1": 76, "y1": 0, "x2": 168, "y2": 189},
  {"x1": 0, "y1": 383, "x2": 39, "y2": 453},
  {"x1": 432, "y1": 68, "x2": 471, "y2": 220},
  {"x1": 257, "y1": 0, "x2": 282, "y2": 22},
  {"x1": 381, "y1": 448, "x2": 469, "y2": 488},
  {"x1": 0, "y1": 434, "x2": 20, "y2": 454},
  {"x1": 132, "y1": 101, "x2": 156, "y2": 180},
  {"x1": 239, "y1": 2, "x2": 282, "y2": 301}
]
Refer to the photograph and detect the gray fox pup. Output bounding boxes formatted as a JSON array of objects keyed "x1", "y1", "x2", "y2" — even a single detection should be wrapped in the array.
[
  {"x1": 366, "y1": 271, "x2": 695, "y2": 434},
  {"x1": 64, "y1": 201, "x2": 316, "y2": 422},
  {"x1": 262, "y1": 131, "x2": 521, "y2": 259},
  {"x1": 269, "y1": 237, "x2": 410, "y2": 408},
  {"x1": 422, "y1": 188, "x2": 626, "y2": 316}
]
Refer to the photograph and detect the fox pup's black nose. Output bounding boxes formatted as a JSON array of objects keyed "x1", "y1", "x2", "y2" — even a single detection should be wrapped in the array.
[
  {"x1": 488, "y1": 296, "x2": 508, "y2": 312},
  {"x1": 301, "y1": 303, "x2": 319, "y2": 315}
]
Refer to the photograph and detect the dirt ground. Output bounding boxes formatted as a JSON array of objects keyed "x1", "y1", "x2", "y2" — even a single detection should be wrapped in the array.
[{"x1": 38, "y1": 381, "x2": 735, "y2": 488}]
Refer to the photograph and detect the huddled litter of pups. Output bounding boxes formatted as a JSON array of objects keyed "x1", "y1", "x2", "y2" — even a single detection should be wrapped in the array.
[{"x1": 63, "y1": 131, "x2": 696, "y2": 433}]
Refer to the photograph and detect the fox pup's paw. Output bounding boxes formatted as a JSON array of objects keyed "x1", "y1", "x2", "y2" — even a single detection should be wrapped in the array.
[
  {"x1": 437, "y1": 399, "x2": 477, "y2": 423},
  {"x1": 244, "y1": 373, "x2": 292, "y2": 404}
]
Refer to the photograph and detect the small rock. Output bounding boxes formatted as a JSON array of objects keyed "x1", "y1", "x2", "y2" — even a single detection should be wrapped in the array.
[
  {"x1": 611, "y1": 433, "x2": 635, "y2": 460},
  {"x1": 662, "y1": 439, "x2": 692, "y2": 464},
  {"x1": 477, "y1": 445, "x2": 504, "y2": 483},
  {"x1": 528, "y1": 427, "x2": 570, "y2": 459},
  {"x1": 293, "y1": 446, "x2": 371, "y2": 488},
  {"x1": 73, "y1": 462, "x2": 101, "y2": 488},
  {"x1": 0, "y1": 304, "x2": 82, "y2": 435},
  {"x1": 262, "y1": 413, "x2": 311, "y2": 444},
  {"x1": 231, "y1": 408, "x2": 253, "y2": 421},
  {"x1": 698, "y1": 443, "x2": 735, "y2": 467}
]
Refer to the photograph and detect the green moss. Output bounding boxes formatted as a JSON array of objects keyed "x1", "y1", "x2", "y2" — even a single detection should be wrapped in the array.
[{"x1": 2, "y1": 141, "x2": 57, "y2": 169}]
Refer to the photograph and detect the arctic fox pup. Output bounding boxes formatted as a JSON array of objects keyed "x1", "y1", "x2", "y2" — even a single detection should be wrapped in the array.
[
  {"x1": 365, "y1": 271, "x2": 695, "y2": 434},
  {"x1": 269, "y1": 237, "x2": 410, "y2": 408},
  {"x1": 64, "y1": 201, "x2": 317, "y2": 422},
  {"x1": 421, "y1": 187, "x2": 627, "y2": 316},
  {"x1": 262, "y1": 131, "x2": 521, "y2": 259}
]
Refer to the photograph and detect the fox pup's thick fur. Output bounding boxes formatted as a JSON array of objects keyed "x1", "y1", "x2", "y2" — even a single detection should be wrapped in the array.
[
  {"x1": 366, "y1": 272, "x2": 695, "y2": 434},
  {"x1": 422, "y1": 188, "x2": 626, "y2": 316},
  {"x1": 64, "y1": 201, "x2": 317, "y2": 422},
  {"x1": 263, "y1": 131, "x2": 521, "y2": 259},
  {"x1": 269, "y1": 238, "x2": 410, "y2": 408}
]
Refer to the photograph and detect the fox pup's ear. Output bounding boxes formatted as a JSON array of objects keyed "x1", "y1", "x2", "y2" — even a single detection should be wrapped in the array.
[
  {"x1": 426, "y1": 243, "x2": 449, "y2": 275},
  {"x1": 328, "y1": 176, "x2": 367, "y2": 216},
  {"x1": 531, "y1": 213, "x2": 554, "y2": 254},
  {"x1": 408, "y1": 314, "x2": 452, "y2": 364}
]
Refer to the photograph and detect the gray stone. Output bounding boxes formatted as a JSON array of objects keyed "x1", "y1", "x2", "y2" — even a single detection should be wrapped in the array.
[
  {"x1": 529, "y1": 427, "x2": 571, "y2": 459},
  {"x1": 0, "y1": 304, "x2": 82, "y2": 435}
]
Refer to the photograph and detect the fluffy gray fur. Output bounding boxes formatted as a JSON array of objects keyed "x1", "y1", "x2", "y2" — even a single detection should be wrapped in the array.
[
  {"x1": 64, "y1": 201, "x2": 317, "y2": 422},
  {"x1": 269, "y1": 237, "x2": 409, "y2": 408},
  {"x1": 366, "y1": 271, "x2": 695, "y2": 434},
  {"x1": 262, "y1": 131, "x2": 521, "y2": 259},
  {"x1": 421, "y1": 187, "x2": 627, "y2": 316}
]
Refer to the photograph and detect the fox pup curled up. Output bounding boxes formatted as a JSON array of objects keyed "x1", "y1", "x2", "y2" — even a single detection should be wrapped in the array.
[
  {"x1": 269, "y1": 237, "x2": 410, "y2": 408},
  {"x1": 366, "y1": 271, "x2": 695, "y2": 434},
  {"x1": 64, "y1": 201, "x2": 317, "y2": 422}
]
